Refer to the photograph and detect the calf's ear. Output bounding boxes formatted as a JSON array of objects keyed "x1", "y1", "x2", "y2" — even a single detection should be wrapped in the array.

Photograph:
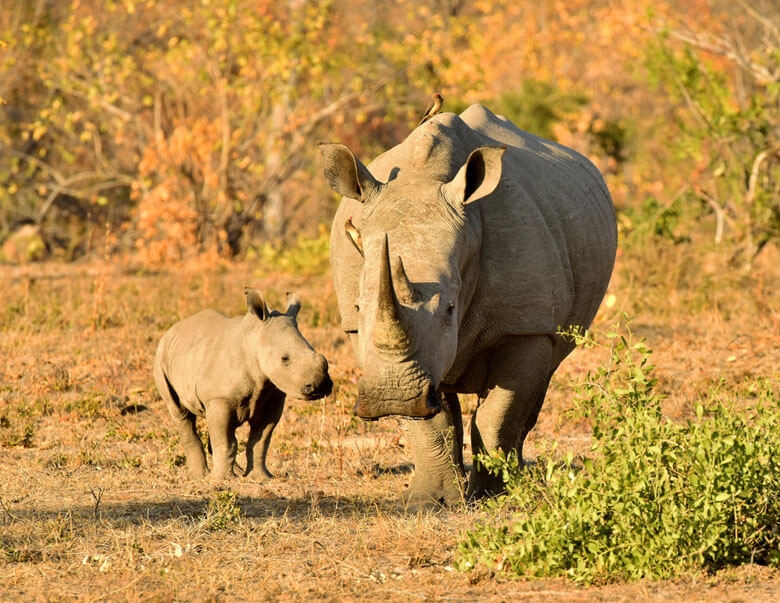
[
  {"x1": 318, "y1": 143, "x2": 381, "y2": 203},
  {"x1": 285, "y1": 292, "x2": 302, "y2": 318},
  {"x1": 245, "y1": 287, "x2": 269, "y2": 321},
  {"x1": 443, "y1": 146, "x2": 505, "y2": 207}
]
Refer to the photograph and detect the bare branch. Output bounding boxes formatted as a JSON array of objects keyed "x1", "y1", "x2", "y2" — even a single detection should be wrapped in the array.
[
  {"x1": 697, "y1": 187, "x2": 736, "y2": 245},
  {"x1": 0, "y1": 142, "x2": 65, "y2": 184},
  {"x1": 746, "y1": 147, "x2": 780, "y2": 206},
  {"x1": 37, "y1": 172, "x2": 135, "y2": 223},
  {"x1": 664, "y1": 28, "x2": 777, "y2": 85},
  {"x1": 736, "y1": 0, "x2": 780, "y2": 46}
]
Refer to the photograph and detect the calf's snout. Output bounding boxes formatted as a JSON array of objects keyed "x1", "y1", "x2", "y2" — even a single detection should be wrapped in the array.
[{"x1": 301, "y1": 354, "x2": 332, "y2": 399}]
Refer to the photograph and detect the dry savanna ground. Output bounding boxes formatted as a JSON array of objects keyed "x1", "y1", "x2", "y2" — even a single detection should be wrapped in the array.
[{"x1": 1, "y1": 242, "x2": 779, "y2": 600}]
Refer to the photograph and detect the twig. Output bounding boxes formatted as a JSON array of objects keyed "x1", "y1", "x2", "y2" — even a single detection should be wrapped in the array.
[
  {"x1": 746, "y1": 148, "x2": 780, "y2": 206},
  {"x1": 89, "y1": 487, "x2": 105, "y2": 520},
  {"x1": 736, "y1": 0, "x2": 780, "y2": 46},
  {"x1": 0, "y1": 497, "x2": 18, "y2": 523},
  {"x1": 697, "y1": 188, "x2": 737, "y2": 245}
]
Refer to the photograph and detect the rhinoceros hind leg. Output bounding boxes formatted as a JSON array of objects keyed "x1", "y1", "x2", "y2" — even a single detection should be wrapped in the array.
[
  {"x1": 401, "y1": 393, "x2": 466, "y2": 508},
  {"x1": 155, "y1": 365, "x2": 207, "y2": 478},
  {"x1": 467, "y1": 336, "x2": 553, "y2": 499}
]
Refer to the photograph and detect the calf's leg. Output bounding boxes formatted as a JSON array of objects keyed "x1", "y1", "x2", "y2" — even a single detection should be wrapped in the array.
[
  {"x1": 154, "y1": 363, "x2": 207, "y2": 477},
  {"x1": 245, "y1": 392, "x2": 286, "y2": 480},
  {"x1": 205, "y1": 402, "x2": 238, "y2": 481}
]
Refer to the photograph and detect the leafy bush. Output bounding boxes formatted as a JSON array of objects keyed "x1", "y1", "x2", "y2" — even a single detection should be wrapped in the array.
[
  {"x1": 646, "y1": 9, "x2": 780, "y2": 263},
  {"x1": 457, "y1": 321, "x2": 780, "y2": 584},
  {"x1": 494, "y1": 80, "x2": 588, "y2": 141}
]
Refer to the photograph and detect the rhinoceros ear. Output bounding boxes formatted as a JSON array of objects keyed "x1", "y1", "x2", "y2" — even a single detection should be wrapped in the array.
[
  {"x1": 318, "y1": 142, "x2": 380, "y2": 203},
  {"x1": 246, "y1": 287, "x2": 270, "y2": 321},
  {"x1": 285, "y1": 292, "x2": 302, "y2": 318},
  {"x1": 443, "y1": 146, "x2": 505, "y2": 207}
]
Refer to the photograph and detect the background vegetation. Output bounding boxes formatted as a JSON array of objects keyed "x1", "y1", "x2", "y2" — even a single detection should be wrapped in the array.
[
  {"x1": 1, "y1": 0, "x2": 778, "y2": 268},
  {"x1": 1, "y1": 0, "x2": 778, "y2": 598}
]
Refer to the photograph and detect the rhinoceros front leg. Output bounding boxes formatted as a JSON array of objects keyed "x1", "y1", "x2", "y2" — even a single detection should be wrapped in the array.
[
  {"x1": 205, "y1": 401, "x2": 238, "y2": 481},
  {"x1": 467, "y1": 336, "x2": 553, "y2": 499},
  {"x1": 245, "y1": 391, "x2": 286, "y2": 481},
  {"x1": 401, "y1": 392, "x2": 466, "y2": 507}
]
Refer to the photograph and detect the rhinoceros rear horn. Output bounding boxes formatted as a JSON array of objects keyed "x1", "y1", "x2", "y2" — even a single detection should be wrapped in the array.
[
  {"x1": 318, "y1": 142, "x2": 380, "y2": 203},
  {"x1": 393, "y1": 255, "x2": 419, "y2": 304},
  {"x1": 443, "y1": 146, "x2": 505, "y2": 206},
  {"x1": 373, "y1": 235, "x2": 411, "y2": 351}
]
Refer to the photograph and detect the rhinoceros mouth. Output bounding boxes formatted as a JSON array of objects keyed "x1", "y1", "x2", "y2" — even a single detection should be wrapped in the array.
[
  {"x1": 299, "y1": 375, "x2": 333, "y2": 401},
  {"x1": 353, "y1": 380, "x2": 441, "y2": 420}
]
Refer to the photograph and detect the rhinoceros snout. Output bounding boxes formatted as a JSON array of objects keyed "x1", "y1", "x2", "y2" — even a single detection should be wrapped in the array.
[
  {"x1": 302, "y1": 374, "x2": 333, "y2": 399},
  {"x1": 354, "y1": 379, "x2": 441, "y2": 420}
]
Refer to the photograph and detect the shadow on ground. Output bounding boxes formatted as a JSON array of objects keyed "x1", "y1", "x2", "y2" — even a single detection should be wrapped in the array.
[{"x1": 2, "y1": 487, "x2": 454, "y2": 531}]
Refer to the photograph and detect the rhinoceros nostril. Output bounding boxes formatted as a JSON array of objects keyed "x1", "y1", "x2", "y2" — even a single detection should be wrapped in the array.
[{"x1": 302, "y1": 383, "x2": 315, "y2": 395}]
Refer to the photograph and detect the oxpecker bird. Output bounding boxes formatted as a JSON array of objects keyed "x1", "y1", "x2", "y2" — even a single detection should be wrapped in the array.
[
  {"x1": 418, "y1": 93, "x2": 444, "y2": 126},
  {"x1": 344, "y1": 217, "x2": 363, "y2": 257}
]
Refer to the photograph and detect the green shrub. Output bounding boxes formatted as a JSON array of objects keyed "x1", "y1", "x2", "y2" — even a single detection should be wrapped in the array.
[
  {"x1": 457, "y1": 321, "x2": 780, "y2": 584},
  {"x1": 250, "y1": 223, "x2": 330, "y2": 276},
  {"x1": 200, "y1": 491, "x2": 245, "y2": 532}
]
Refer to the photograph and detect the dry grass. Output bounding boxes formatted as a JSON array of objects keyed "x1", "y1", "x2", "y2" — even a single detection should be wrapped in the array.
[{"x1": 1, "y1": 242, "x2": 779, "y2": 600}]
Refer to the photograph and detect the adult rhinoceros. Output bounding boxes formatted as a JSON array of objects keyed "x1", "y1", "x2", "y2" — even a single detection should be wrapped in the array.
[{"x1": 319, "y1": 104, "x2": 617, "y2": 505}]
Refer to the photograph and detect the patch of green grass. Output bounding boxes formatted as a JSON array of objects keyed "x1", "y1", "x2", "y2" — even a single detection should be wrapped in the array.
[
  {"x1": 200, "y1": 491, "x2": 245, "y2": 532},
  {"x1": 457, "y1": 319, "x2": 780, "y2": 584},
  {"x1": 1, "y1": 542, "x2": 43, "y2": 563},
  {"x1": 64, "y1": 393, "x2": 105, "y2": 420},
  {"x1": 0, "y1": 419, "x2": 35, "y2": 447},
  {"x1": 43, "y1": 453, "x2": 69, "y2": 470}
]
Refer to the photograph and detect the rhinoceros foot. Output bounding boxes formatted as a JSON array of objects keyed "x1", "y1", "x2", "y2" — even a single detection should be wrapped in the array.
[
  {"x1": 402, "y1": 471, "x2": 465, "y2": 510},
  {"x1": 245, "y1": 467, "x2": 274, "y2": 482},
  {"x1": 466, "y1": 469, "x2": 509, "y2": 500}
]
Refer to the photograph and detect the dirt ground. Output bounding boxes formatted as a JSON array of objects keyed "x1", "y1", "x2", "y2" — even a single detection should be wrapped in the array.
[{"x1": 1, "y1": 246, "x2": 778, "y2": 600}]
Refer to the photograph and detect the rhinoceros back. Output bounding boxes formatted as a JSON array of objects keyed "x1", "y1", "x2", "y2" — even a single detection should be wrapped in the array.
[{"x1": 460, "y1": 104, "x2": 617, "y2": 337}]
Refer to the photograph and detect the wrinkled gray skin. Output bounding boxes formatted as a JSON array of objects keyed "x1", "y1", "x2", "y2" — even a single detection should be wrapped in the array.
[
  {"x1": 320, "y1": 104, "x2": 617, "y2": 505},
  {"x1": 154, "y1": 289, "x2": 332, "y2": 481}
]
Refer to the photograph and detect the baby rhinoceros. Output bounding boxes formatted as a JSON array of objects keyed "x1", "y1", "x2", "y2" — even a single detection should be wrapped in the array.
[{"x1": 154, "y1": 288, "x2": 332, "y2": 481}]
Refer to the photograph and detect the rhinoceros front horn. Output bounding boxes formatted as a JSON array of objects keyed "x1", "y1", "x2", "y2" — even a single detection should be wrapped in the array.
[{"x1": 373, "y1": 235, "x2": 411, "y2": 351}]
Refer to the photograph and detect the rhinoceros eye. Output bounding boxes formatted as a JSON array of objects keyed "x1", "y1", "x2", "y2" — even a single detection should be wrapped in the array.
[
  {"x1": 281, "y1": 354, "x2": 290, "y2": 365},
  {"x1": 444, "y1": 302, "x2": 455, "y2": 325}
]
